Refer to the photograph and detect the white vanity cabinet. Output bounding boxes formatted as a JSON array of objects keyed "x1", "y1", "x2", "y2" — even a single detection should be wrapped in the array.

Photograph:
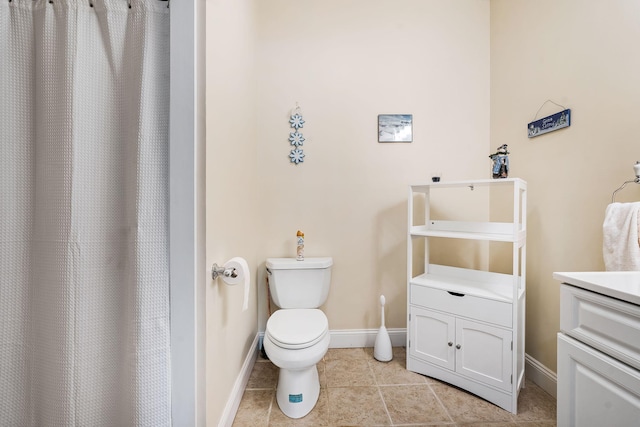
[
  {"x1": 555, "y1": 272, "x2": 640, "y2": 427},
  {"x1": 407, "y1": 179, "x2": 527, "y2": 414}
]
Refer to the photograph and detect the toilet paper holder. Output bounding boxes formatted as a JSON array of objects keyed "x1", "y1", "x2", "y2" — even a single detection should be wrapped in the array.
[{"x1": 211, "y1": 263, "x2": 238, "y2": 280}]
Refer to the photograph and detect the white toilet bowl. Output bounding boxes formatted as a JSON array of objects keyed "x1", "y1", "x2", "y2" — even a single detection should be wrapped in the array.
[{"x1": 263, "y1": 308, "x2": 330, "y2": 419}]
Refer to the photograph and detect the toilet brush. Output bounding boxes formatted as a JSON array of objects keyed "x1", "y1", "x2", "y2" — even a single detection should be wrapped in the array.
[{"x1": 374, "y1": 295, "x2": 393, "y2": 362}]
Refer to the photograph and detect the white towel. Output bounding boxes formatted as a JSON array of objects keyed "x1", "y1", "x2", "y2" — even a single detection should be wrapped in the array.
[{"x1": 603, "y1": 202, "x2": 640, "y2": 271}]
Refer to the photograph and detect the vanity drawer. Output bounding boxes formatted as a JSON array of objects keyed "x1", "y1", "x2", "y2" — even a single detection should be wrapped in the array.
[
  {"x1": 411, "y1": 285, "x2": 512, "y2": 328},
  {"x1": 560, "y1": 284, "x2": 640, "y2": 370}
]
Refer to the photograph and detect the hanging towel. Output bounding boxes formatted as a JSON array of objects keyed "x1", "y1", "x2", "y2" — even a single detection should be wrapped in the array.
[{"x1": 603, "y1": 202, "x2": 640, "y2": 271}]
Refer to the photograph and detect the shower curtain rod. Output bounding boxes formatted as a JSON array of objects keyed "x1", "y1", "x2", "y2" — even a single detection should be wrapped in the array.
[
  {"x1": 88, "y1": 0, "x2": 170, "y2": 1},
  {"x1": 98, "y1": 0, "x2": 170, "y2": 9},
  {"x1": 115, "y1": 0, "x2": 169, "y2": 9},
  {"x1": 33, "y1": 0, "x2": 170, "y2": 6}
]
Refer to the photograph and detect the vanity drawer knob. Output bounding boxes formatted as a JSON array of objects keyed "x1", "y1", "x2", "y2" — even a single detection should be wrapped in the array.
[
  {"x1": 448, "y1": 341, "x2": 453, "y2": 347},
  {"x1": 456, "y1": 344, "x2": 461, "y2": 349}
]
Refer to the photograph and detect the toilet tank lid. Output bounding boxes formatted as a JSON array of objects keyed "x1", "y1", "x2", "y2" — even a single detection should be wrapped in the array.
[{"x1": 266, "y1": 257, "x2": 333, "y2": 270}]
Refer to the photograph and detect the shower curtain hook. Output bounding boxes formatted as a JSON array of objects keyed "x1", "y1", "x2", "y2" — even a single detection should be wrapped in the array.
[{"x1": 128, "y1": 0, "x2": 131, "y2": 8}]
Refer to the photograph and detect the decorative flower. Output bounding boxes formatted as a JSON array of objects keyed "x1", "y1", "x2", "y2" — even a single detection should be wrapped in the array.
[
  {"x1": 289, "y1": 113, "x2": 305, "y2": 129},
  {"x1": 288, "y1": 132, "x2": 305, "y2": 147},
  {"x1": 289, "y1": 149, "x2": 305, "y2": 164}
]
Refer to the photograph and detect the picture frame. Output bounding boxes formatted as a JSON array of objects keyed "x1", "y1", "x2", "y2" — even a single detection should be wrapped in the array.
[{"x1": 378, "y1": 114, "x2": 413, "y2": 142}]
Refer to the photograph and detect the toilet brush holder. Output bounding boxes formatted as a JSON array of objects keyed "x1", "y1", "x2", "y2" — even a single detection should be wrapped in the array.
[{"x1": 374, "y1": 295, "x2": 393, "y2": 362}]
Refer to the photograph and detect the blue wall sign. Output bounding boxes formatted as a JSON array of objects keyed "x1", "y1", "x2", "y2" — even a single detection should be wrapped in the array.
[{"x1": 527, "y1": 109, "x2": 571, "y2": 138}]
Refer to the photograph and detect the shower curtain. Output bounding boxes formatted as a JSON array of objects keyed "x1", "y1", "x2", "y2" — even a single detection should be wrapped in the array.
[{"x1": 0, "y1": 0, "x2": 171, "y2": 425}]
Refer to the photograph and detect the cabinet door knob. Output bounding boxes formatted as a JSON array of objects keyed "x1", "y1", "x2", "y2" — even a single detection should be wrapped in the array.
[
  {"x1": 456, "y1": 344, "x2": 461, "y2": 349},
  {"x1": 448, "y1": 341, "x2": 453, "y2": 347}
]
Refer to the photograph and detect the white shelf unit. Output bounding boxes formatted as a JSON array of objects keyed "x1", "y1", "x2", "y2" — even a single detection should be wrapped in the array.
[{"x1": 407, "y1": 178, "x2": 527, "y2": 414}]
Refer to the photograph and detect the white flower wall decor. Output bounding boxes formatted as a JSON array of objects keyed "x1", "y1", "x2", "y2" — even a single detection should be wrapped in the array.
[
  {"x1": 289, "y1": 105, "x2": 306, "y2": 164},
  {"x1": 289, "y1": 148, "x2": 305, "y2": 164},
  {"x1": 289, "y1": 131, "x2": 305, "y2": 147}
]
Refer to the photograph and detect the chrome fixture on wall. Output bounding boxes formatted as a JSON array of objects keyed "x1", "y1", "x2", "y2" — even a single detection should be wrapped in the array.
[
  {"x1": 211, "y1": 263, "x2": 238, "y2": 280},
  {"x1": 611, "y1": 161, "x2": 640, "y2": 203}
]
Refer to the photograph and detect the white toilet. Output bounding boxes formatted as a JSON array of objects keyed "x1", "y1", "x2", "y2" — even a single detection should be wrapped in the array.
[{"x1": 263, "y1": 257, "x2": 333, "y2": 419}]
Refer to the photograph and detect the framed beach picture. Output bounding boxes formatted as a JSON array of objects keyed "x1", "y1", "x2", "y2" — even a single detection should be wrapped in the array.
[{"x1": 378, "y1": 114, "x2": 413, "y2": 142}]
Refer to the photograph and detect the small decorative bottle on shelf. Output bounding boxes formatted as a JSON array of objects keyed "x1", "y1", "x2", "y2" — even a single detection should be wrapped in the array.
[{"x1": 296, "y1": 230, "x2": 304, "y2": 261}]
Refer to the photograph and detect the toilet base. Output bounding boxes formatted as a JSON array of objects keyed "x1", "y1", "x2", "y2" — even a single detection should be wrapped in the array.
[{"x1": 275, "y1": 365, "x2": 320, "y2": 419}]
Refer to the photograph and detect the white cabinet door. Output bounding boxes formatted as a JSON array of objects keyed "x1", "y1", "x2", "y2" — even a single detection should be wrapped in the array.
[
  {"x1": 456, "y1": 319, "x2": 513, "y2": 392},
  {"x1": 410, "y1": 307, "x2": 455, "y2": 371},
  {"x1": 558, "y1": 333, "x2": 640, "y2": 427},
  {"x1": 410, "y1": 306, "x2": 513, "y2": 392}
]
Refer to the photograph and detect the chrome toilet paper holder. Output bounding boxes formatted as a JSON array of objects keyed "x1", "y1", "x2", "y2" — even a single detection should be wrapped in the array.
[{"x1": 211, "y1": 263, "x2": 238, "y2": 280}]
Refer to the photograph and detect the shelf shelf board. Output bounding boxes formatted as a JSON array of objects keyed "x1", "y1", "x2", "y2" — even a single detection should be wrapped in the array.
[
  {"x1": 411, "y1": 229, "x2": 522, "y2": 242},
  {"x1": 410, "y1": 177, "x2": 527, "y2": 190},
  {"x1": 410, "y1": 225, "x2": 525, "y2": 243}
]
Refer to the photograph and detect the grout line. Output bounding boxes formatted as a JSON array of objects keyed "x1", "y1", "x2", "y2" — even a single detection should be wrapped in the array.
[
  {"x1": 376, "y1": 382, "x2": 429, "y2": 387},
  {"x1": 391, "y1": 423, "x2": 457, "y2": 426},
  {"x1": 265, "y1": 389, "x2": 274, "y2": 425},
  {"x1": 391, "y1": 424, "x2": 457, "y2": 426},
  {"x1": 376, "y1": 383, "x2": 394, "y2": 427},
  {"x1": 370, "y1": 357, "x2": 395, "y2": 426},
  {"x1": 426, "y1": 381, "x2": 456, "y2": 425}
]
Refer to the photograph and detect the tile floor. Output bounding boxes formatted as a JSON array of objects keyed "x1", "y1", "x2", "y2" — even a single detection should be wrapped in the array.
[{"x1": 232, "y1": 347, "x2": 557, "y2": 427}]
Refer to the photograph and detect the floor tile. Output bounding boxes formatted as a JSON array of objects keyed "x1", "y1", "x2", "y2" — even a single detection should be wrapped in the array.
[
  {"x1": 403, "y1": 425, "x2": 457, "y2": 427},
  {"x1": 431, "y1": 383, "x2": 514, "y2": 424},
  {"x1": 246, "y1": 360, "x2": 279, "y2": 389},
  {"x1": 317, "y1": 360, "x2": 326, "y2": 389},
  {"x1": 457, "y1": 422, "x2": 516, "y2": 427},
  {"x1": 369, "y1": 349, "x2": 427, "y2": 385},
  {"x1": 458, "y1": 423, "x2": 517, "y2": 427},
  {"x1": 232, "y1": 347, "x2": 558, "y2": 427},
  {"x1": 327, "y1": 386, "x2": 391, "y2": 426},
  {"x1": 379, "y1": 384, "x2": 451, "y2": 425},
  {"x1": 515, "y1": 422, "x2": 557, "y2": 427},
  {"x1": 325, "y1": 358, "x2": 376, "y2": 387},
  {"x1": 511, "y1": 380, "x2": 557, "y2": 423},
  {"x1": 325, "y1": 347, "x2": 368, "y2": 360},
  {"x1": 232, "y1": 389, "x2": 273, "y2": 427}
]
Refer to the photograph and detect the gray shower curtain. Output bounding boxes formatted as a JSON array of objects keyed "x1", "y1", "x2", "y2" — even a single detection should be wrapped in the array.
[{"x1": 0, "y1": 0, "x2": 171, "y2": 425}]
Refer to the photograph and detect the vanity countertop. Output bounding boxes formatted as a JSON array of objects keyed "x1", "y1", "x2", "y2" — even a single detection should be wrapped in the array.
[{"x1": 553, "y1": 271, "x2": 640, "y2": 306}]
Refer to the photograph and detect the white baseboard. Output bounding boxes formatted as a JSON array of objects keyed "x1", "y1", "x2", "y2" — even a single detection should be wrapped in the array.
[
  {"x1": 524, "y1": 353, "x2": 557, "y2": 398},
  {"x1": 218, "y1": 333, "x2": 260, "y2": 427},
  {"x1": 255, "y1": 328, "x2": 408, "y2": 350},
  {"x1": 329, "y1": 328, "x2": 407, "y2": 348}
]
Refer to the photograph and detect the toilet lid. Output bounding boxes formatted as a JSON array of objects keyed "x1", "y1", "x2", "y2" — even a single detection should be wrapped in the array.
[{"x1": 266, "y1": 309, "x2": 328, "y2": 350}]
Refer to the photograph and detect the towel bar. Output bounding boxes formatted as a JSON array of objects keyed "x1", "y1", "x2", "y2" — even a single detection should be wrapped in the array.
[{"x1": 611, "y1": 161, "x2": 640, "y2": 203}]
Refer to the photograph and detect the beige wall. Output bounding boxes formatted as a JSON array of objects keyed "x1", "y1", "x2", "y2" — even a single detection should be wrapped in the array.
[
  {"x1": 205, "y1": 0, "x2": 640, "y2": 423},
  {"x1": 205, "y1": 0, "x2": 260, "y2": 425},
  {"x1": 253, "y1": 0, "x2": 491, "y2": 331},
  {"x1": 205, "y1": 1, "x2": 490, "y2": 424},
  {"x1": 491, "y1": 0, "x2": 640, "y2": 372}
]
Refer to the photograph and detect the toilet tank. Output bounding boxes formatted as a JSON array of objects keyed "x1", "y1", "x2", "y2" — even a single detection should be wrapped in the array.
[{"x1": 266, "y1": 257, "x2": 332, "y2": 309}]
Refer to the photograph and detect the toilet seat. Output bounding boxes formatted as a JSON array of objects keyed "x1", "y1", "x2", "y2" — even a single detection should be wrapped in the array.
[{"x1": 266, "y1": 309, "x2": 328, "y2": 350}]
